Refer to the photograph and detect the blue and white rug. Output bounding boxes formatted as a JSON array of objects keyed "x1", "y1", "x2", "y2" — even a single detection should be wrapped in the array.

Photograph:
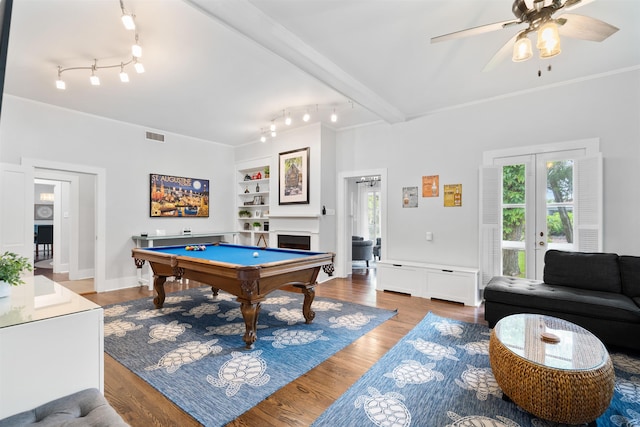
[
  {"x1": 313, "y1": 312, "x2": 640, "y2": 427},
  {"x1": 103, "y1": 286, "x2": 397, "y2": 426}
]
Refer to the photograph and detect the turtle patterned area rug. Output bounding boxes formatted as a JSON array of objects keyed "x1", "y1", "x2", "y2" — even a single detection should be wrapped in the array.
[
  {"x1": 103, "y1": 286, "x2": 397, "y2": 427},
  {"x1": 313, "y1": 312, "x2": 640, "y2": 427}
]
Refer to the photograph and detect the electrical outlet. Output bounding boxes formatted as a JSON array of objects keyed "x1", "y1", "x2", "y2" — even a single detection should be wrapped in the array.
[{"x1": 426, "y1": 232, "x2": 433, "y2": 241}]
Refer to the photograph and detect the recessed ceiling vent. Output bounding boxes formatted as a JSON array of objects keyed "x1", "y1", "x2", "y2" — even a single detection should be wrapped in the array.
[{"x1": 146, "y1": 131, "x2": 165, "y2": 142}]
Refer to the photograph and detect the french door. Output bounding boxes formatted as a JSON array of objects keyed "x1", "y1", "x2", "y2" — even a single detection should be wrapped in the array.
[{"x1": 481, "y1": 147, "x2": 602, "y2": 284}]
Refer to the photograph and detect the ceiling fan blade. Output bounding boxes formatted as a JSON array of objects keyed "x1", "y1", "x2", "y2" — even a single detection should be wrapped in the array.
[
  {"x1": 562, "y1": 0, "x2": 597, "y2": 12},
  {"x1": 431, "y1": 19, "x2": 520, "y2": 44},
  {"x1": 558, "y1": 14, "x2": 619, "y2": 42},
  {"x1": 483, "y1": 33, "x2": 519, "y2": 72}
]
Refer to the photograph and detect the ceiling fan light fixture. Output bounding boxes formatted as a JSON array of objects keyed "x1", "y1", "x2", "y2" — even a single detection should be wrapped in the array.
[
  {"x1": 537, "y1": 21, "x2": 561, "y2": 58},
  {"x1": 512, "y1": 33, "x2": 533, "y2": 62}
]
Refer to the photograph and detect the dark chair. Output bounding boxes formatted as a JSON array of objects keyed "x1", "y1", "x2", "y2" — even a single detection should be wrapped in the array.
[
  {"x1": 352, "y1": 237, "x2": 374, "y2": 267},
  {"x1": 373, "y1": 237, "x2": 381, "y2": 260},
  {"x1": 35, "y1": 225, "x2": 53, "y2": 257}
]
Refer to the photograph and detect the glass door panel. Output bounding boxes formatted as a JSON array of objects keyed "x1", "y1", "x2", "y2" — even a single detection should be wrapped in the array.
[
  {"x1": 498, "y1": 152, "x2": 578, "y2": 280},
  {"x1": 502, "y1": 164, "x2": 526, "y2": 277}
]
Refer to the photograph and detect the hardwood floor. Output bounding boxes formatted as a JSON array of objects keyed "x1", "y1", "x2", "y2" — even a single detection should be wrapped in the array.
[{"x1": 83, "y1": 269, "x2": 486, "y2": 426}]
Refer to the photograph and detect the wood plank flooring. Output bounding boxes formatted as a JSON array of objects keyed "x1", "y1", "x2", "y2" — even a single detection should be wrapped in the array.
[{"x1": 83, "y1": 269, "x2": 486, "y2": 426}]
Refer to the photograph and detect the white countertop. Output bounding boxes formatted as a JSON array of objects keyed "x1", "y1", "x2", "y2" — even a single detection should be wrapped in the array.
[{"x1": 0, "y1": 275, "x2": 101, "y2": 328}]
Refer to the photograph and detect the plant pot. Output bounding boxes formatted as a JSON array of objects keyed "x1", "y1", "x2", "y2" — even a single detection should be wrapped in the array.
[
  {"x1": 0, "y1": 280, "x2": 11, "y2": 298},
  {"x1": 253, "y1": 227, "x2": 261, "y2": 231}
]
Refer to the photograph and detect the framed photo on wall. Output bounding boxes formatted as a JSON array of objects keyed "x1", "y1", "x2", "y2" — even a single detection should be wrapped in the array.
[
  {"x1": 34, "y1": 204, "x2": 54, "y2": 220},
  {"x1": 279, "y1": 147, "x2": 310, "y2": 205},
  {"x1": 150, "y1": 173, "x2": 210, "y2": 217}
]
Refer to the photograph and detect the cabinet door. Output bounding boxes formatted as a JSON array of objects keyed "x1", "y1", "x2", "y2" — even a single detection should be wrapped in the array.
[
  {"x1": 377, "y1": 263, "x2": 425, "y2": 295},
  {"x1": 427, "y1": 270, "x2": 478, "y2": 306}
]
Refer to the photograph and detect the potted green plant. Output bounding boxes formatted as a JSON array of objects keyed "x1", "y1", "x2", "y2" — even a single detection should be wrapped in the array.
[
  {"x1": 252, "y1": 222, "x2": 262, "y2": 231},
  {"x1": 264, "y1": 166, "x2": 270, "y2": 178},
  {"x1": 0, "y1": 251, "x2": 33, "y2": 298},
  {"x1": 238, "y1": 210, "x2": 251, "y2": 218}
]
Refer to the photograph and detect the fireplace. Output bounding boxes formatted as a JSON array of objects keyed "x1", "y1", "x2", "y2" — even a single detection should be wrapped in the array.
[{"x1": 278, "y1": 234, "x2": 311, "y2": 251}]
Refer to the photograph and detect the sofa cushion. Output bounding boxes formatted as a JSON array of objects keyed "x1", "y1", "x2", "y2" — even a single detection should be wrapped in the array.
[
  {"x1": 484, "y1": 276, "x2": 640, "y2": 324},
  {"x1": 543, "y1": 250, "x2": 622, "y2": 293},
  {"x1": 0, "y1": 388, "x2": 129, "y2": 427},
  {"x1": 619, "y1": 256, "x2": 640, "y2": 298}
]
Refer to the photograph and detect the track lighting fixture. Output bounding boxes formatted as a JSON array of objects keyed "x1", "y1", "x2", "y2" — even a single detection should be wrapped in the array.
[
  {"x1": 119, "y1": 63, "x2": 129, "y2": 82},
  {"x1": 55, "y1": 0, "x2": 145, "y2": 90},
  {"x1": 90, "y1": 62, "x2": 100, "y2": 86},
  {"x1": 132, "y1": 34, "x2": 142, "y2": 58},
  {"x1": 56, "y1": 67, "x2": 66, "y2": 90},
  {"x1": 120, "y1": 0, "x2": 135, "y2": 30},
  {"x1": 134, "y1": 59, "x2": 145, "y2": 73},
  {"x1": 257, "y1": 101, "x2": 353, "y2": 142}
]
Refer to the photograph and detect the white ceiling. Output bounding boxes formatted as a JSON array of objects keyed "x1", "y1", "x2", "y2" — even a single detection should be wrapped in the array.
[{"x1": 4, "y1": 0, "x2": 639, "y2": 147}]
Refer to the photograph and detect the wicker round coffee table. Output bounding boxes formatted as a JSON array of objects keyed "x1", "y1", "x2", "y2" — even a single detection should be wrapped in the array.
[{"x1": 489, "y1": 313, "x2": 614, "y2": 425}]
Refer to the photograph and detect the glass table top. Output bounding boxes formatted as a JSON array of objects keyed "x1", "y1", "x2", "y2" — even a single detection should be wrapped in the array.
[
  {"x1": 493, "y1": 313, "x2": 609, "y2": 371},
  {"x1": 0, "y1": 275, "x2": 101, "y2": 329}
]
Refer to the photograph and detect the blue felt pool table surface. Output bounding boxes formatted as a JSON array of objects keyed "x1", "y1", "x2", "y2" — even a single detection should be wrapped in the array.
[{"x1": 144, "y1": 243, "x2": 323, "y2": 266}]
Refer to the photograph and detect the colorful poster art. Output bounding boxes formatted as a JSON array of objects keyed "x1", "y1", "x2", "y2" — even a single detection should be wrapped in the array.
[
  {"x1": 402, "y1": 186, "x2": 419, "y2": 208},
  {"x1": 444, "y1": 184, "x2": 462, "y2": 207},
  {"x1": 422, "y1": 175, "x2": 439, "y2": 197},
  {"x1": 150, "y1": 174, "x2": 209, "y2": 217}
]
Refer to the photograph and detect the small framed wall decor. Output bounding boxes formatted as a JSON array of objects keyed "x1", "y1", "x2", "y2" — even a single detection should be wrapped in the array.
[
  {"x1": 444, "y1": 184, "x2": 462, "y2": 207},
  {"x1": 402, "y1": 187, "x2": 418, "y2": 208},
  {"x1": 422, "y1": 175, "x2": 439, "y2": 197},
  {"x1": 35, "y1": 204, "x2": 54, "y2": 220},
  {"x1": 279, "y1": 147, "x2": 310, "y2": 205}
]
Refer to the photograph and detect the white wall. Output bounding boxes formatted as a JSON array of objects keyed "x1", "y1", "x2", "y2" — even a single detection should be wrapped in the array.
[
  {"x1": 0, "y1": 95, "x2": 235, "y2": 289},
  {"x1": 336, "y1": 70, "x2": 640, "y2": 268}
]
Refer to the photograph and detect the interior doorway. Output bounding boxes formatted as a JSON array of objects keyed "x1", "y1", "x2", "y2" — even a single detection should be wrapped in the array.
[
  {"x1": 31, "y1": 167, "x2": 97, "y2": 293},
  {"x1": 336, "y1": 168, "x2": 387, "y2": 278}
]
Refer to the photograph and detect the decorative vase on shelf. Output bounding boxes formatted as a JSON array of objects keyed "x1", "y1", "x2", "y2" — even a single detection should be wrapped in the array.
[
  {"x1": 255, "y1": 183, "x2": 260, "y2": 192},
  {"x1": 0, "y1": 281, "x2": 11, "y2": 298}
]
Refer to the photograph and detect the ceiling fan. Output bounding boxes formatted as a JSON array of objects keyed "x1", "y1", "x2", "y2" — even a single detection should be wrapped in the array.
[{"x1": 431, "y1": 0, "x2": 619, "y2": 71}]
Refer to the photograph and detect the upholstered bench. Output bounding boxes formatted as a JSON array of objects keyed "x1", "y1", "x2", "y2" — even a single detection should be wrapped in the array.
[{"x1": 0, "y1": 388, "x2": 129, "y2": 427}]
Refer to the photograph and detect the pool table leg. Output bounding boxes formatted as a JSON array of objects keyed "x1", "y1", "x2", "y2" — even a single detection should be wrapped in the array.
[
  {"x1": 301, "y1": 285, "x2": 316, "y2": 324},
  {"x1": 153, "y1": 275, "x2": 167, "y2": 308},
  {"x1": 240, "y1": 301, "x2": 261, "y2": 349}
]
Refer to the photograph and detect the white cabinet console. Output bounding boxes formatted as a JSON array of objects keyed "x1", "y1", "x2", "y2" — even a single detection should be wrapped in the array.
[
  {"x1": 0, "y1": 276, "x2": 104, "y2": 419},
  {"x1": 377, "y1": 259, "x2": 480, "y2": 306}
]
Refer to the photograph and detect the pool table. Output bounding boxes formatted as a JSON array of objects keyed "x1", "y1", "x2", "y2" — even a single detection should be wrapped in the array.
[{"x1": 132, "y1": 243, "x2": 334, "y2": 348}]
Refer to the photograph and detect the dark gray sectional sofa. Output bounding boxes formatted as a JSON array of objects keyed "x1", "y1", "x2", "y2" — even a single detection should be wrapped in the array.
[{"x1": 484, "y1": 250, "x2": 640, "y2": 352}]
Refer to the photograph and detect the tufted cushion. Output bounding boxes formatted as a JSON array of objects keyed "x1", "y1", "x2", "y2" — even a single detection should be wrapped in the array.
[
  {"x1": 619, "y1": 255, "x2": 640, "y2": 298},
  {"x1": 0, "y1": 388, "x2": 129, "y2": 427},
  {"x1": 543, "y1": 250, "x2": 622, "y2": 293},
  {"x1": 484, "y1": 276, "x2": 640, "y2": 323}
]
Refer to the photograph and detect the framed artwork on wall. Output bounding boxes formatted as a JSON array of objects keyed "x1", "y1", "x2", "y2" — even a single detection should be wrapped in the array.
[
  {"x1": 150, "y1": 173, "x2": 209, "y2": 217},
  {"x1": 34, "y1": 204, "x2": 53, "y2": 220},
  {"x1": 279, "y1": 147, "x2": 310, "y2": 205}
]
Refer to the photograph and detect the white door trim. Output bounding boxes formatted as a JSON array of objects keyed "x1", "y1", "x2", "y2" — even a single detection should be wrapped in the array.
[
  {"x1": 22, "y1": 158, "x2": 106, "y2": 292},
  {"x1": 336, "y1": 168, "x2": 387, "y2": 277}
]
